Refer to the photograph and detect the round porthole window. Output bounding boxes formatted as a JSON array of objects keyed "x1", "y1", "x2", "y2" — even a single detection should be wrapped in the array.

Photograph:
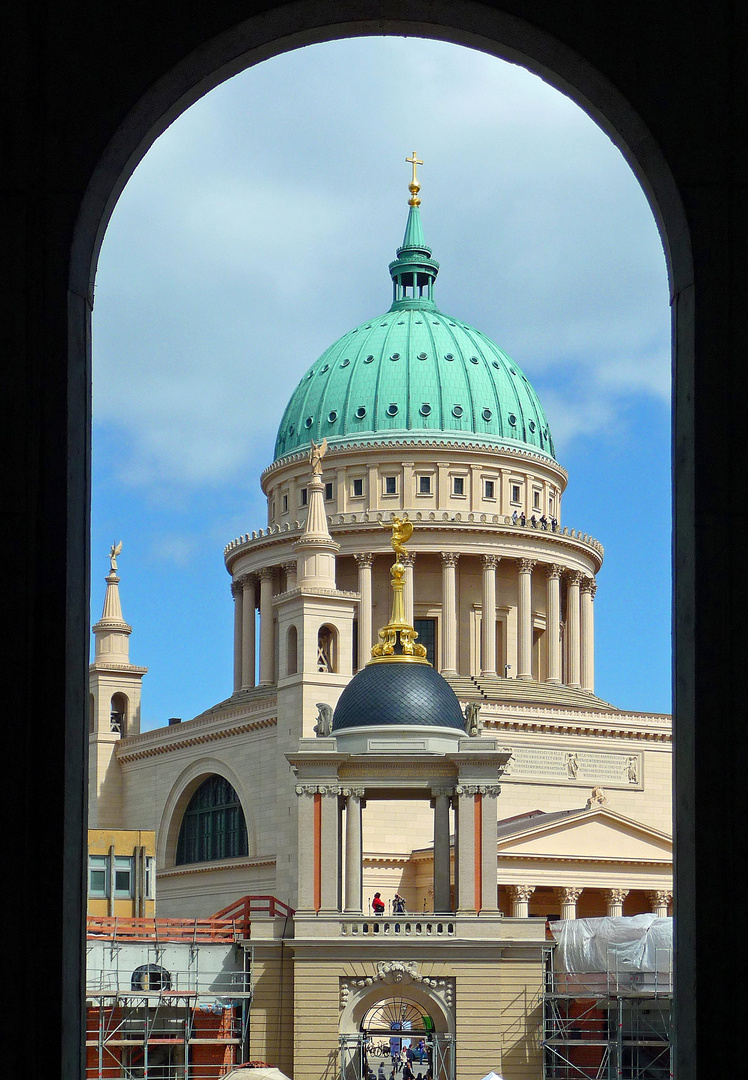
[
  {"x1": 355, "y1": 406, "x2": 366, "y2": 419},
  {"x1": 482, "y1": 408, "x2": 493, "y2": 421},
  {"x1": 305, "y1": 417, "x2": 313, "y2": 428},
  {"x1": 419, "y1": 403, "x2": 432, "y2": 416},
  {"x1": 492, "y1": 361, "x2": 500, "y2": 370},
  {"x1": 529, "y1": 420, "x2": 536, "y2": 432},
  {"x1": 508, "y1": 413, "x2": 517, "y2": 426},
  {"x1": 341, "y1": 358, "x2": 350, "y2": 367},
  {"x1": 320, "y1": 364, "x2": 329, "y2": 373},
  {"x1": 386, "y1": 403, "x2": 399, "y2": 417},
  {"x1": 470, "y1": 356, "x2": 479, "y2": 364},
  {"x1": 445, "y1": 353, "x2": 454, "y2": 361},
  {"x1": 364, "y1": 355, "x2": 375, "y2": 364},
  {"x1": 452, "y1": 405, "x2": 464, "y2": 418},
  {"x1": 418, "y1": 352, "x2": 428, "y2": 360},
  {"x1": 328, "y1": 411, "x2": 338, "y2": 423},
  {"x1": 390, "y1": 353, "x2": 400, "y2": 361},
  {"x1": 509, "y1": 368, "x2": 516, "y2": 375},
  {"x1": 306, "y1": 371, "x2": 314, "y2": 379}
]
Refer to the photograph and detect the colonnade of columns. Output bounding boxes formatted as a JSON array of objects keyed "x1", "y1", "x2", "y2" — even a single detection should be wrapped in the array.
[
  {"x1": 505, "y1": 884, "x2": 673, "y2": 919},
  {"x1": 295, "y1": 782, "x2": 501, "y2": 916},
  {"x1": 231, "y1": 550, "x2": 596, "y2": 693},
  {"x1": 352, "y1": 550, "x2": 596, "y2": 691}
]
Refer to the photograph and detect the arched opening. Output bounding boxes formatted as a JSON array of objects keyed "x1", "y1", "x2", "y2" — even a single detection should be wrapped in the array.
[
  {"x1": 57, "y1": 6, "x2": 702, "y2": 1079},
  {"x1": 287, "y1": 624, "x2": 298, "y2": 676},
  {"x1": 341, "y1": 983, "x2": 454, "y2": 1080},
  {"x1": 175, "y1": 774, "x2": 249, "y2": 865},
  {"x1": 317, "y1": 623, "x2": 338, "y2": 673},
  {"x1": 110, "y1": 692, "x2": 128, "y2": 736}
]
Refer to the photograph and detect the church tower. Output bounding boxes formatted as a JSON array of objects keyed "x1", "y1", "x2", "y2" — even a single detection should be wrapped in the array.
[{"x1": 88, "y1": 544, "x2": 147, "y2": 827}]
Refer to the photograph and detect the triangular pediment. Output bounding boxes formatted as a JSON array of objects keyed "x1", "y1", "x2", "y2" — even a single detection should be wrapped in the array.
[{"x1": 496, "y1": 807, "x2": 672, "y2": 864}]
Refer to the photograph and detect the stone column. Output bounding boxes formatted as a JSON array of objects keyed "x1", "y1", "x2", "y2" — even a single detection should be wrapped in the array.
[
  {"x1": 508, "y1": 884, "x2": 536, "y2": 918},
  {"x1": 354, "y1": 553, "x2": 374, "y2": 667},
  {"x1": 556, "y1": 886, "x2": 583, "y2": 920},
  {"x1": 581, "y1": 577, "x2": 596, "y2": 693},
  {"x1": 481, "y1": 555, "x2": 499, "y2": 677},
  {"x1": 517, "y1": 559, "x2": 536, "y2": 679},
  {"x1": 401, "y1": 550, "x2": 416, "y2": 626},
  {"x1": 604, "y1": 888, "x2": 629, "y2": 917},
  {"x1": 319, "y1": 785, "x2": 341, "y2": 913},
  {"x1": 454, "y1": 786, "x2": 477, "y2": 914},
  {"x1": 343, "y1": 788, "x2": 364, "y2": 914},
  {"x1": 283, "y1": 560, "x2": 297, "y2": 591},
  {"x1": 440, "y1": 552, "x2": 459, "y2": 675},
  {"x1": 566, "y1": 572, "x2": 583, "y2": 688},
  {"x1": 231, "y1": 581, "x2": 243, "y2": 694},
  {"x1": 545, "y1": 564, "x2": 563, "y2": 684},
  {"x1": 432, "y1": 788, "x2": 453, "y2": 913},
  {"x1": 241, "y1": 574, "x2": 256, "y2": 690},
  {"x1": 294, "y1": 785, "x2": 317, "y2": 913},
  {"x1": 480, "y1": 785, "x2": 501, "y2": 912},
  {"x1": 258, "y1": 567, "x2": 275, "y2": 687},
  {"x1": 648, "y1": 890, "x2": 672, "y2": 918}
]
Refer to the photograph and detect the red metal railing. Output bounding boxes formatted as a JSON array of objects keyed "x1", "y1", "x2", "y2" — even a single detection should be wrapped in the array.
[{"x1": 87, "y1": 895, "x2": 294, "y2": 942}]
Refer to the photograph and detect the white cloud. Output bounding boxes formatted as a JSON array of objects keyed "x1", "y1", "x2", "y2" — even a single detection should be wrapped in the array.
[{"x1": 93, "y1": 37, "x2": 670, "y2": 494}]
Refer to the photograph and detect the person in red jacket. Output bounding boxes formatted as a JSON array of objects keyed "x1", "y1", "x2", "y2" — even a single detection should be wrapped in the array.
[{"x1": 372, "y1": 892, "x2": 385, "y2": 915}]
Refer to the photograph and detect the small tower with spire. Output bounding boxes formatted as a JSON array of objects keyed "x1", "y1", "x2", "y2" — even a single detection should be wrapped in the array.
[{"x1": 88, "y1": 543, "x2": 147, "y2": 827}]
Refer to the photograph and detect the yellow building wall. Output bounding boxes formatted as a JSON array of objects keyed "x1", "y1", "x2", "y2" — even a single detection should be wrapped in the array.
[
  {"x1": 87, "y1": 828, "x2": 156, "y2": 918},
  {"x1": 249, "y1": 951, "x2": 295, "y2": 1076}
]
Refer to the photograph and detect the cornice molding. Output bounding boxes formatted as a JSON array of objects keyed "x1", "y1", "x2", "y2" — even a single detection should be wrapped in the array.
[
  {"x1": 157, "y1": 856, "x2": 277, "y2": 879},
  {"x1": 117, "y1": 716, "x2": 277, "y2": 762}
]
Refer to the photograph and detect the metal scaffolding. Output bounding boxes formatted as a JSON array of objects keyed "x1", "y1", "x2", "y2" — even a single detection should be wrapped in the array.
[
  {"x1": 542, "y1": 950, "x2": 672, "y2": 1080},
  {"x1": 85, "y1": 914, "x2": 253, "y2": 1079}
]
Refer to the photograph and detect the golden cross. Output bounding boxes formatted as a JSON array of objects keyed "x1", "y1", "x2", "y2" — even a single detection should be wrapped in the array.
[{"x1": 406, "y1": 151, "x2": 423, "y2": 188}]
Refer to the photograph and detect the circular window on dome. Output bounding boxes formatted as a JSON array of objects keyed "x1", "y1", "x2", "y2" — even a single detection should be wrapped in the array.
[
  {"x1": 355, "y1": 406, "x2": 367, "y2": 419},
  {"x1": 328, "y1": 411, "x2": 338, "y2": 423},
  {"x1": 418, "y1": 352, "x2": 428, "y2": 360},
  {"x1": 386, "y1": 403, "x2": 399, "y2": 417},
  {"x1": 529, "y1": 420, "x2": 536, "y2": 432},
  {"x1": 482, "y1": 408, "x2": 493, "y2": 421},
  {"x1": 492, "y1": 360, "x2": 500, "y2": 370},
  {"x1": 340, "y1": 358, "x2": 350, "y2": 367},
  {"x1": 508, "y1": 413, "x2": 517, "y2": 426},
  {"x1": 419, "y1": 403, "x2": 432, "y2": 416},
  {"x1": 397, "y1": 321, "x2": 404, "y2": 325},
  {"x1": 470, "y1": 356, "x2": 479, "y2": 365},
  {"x1": 305, "y1": 417, "x2": 313, "y2": 428},
  {"x1": 390, "y1": 353, "x2": 400, "y2": 361},
  {"x1": 445, "y1": 353, "x2": 454, "y2": 361},
  {"x1": 320, "y1": 363, "x2": 329, "y2": 373},
  {"x1": 509, "y1": 368, "x2": 516, "y2": 375},
  {"x1": 452, "y1": 405, "x2": 464, "y2": 418},
  {"x1": 306, "y1": 371, "x2": 314, "y2": 379},
  {"x1": 364, "y1": 354, "x2": 375, "y2": 364}
]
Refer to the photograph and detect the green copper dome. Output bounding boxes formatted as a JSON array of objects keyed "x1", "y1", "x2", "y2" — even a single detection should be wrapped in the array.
[{"x1": 273, "y1": 205, "x2": 555, "y2": 463}]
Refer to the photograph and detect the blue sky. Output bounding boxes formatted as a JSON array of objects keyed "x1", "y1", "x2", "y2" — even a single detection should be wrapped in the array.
[{"x1": 91, "y1": 37, "x2": 671, "y2": 729}]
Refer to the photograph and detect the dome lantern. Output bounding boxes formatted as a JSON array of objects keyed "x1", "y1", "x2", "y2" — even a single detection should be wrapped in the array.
[{"x1": 388, "y1": 153, "x2": 440, "y2": 309}]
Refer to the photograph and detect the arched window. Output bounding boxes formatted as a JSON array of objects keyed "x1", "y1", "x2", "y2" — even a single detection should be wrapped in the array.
[
  {"x1": 317, "y1": 624, "x2": 337, "y2": 673},
  {"x1": 176, "y1": 775, "x2": 248, "y2": 865},
  {"x1": 131, "y1": 964, "x2": 171, "y2": 992},
  {"x1": 110, "y1": 692, "x2": 128, "y2": 736}
]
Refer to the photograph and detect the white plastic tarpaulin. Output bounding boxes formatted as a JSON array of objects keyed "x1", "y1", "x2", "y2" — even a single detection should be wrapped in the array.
[
  {"x1": 549, "y1": 914, "x2": 673, "y2": 974},
  {"x1": 222, "y1": 1069, "x2": 293, "y2": 1080}
]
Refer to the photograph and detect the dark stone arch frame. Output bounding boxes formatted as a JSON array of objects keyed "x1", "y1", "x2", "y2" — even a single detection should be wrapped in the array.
[{"x1": 12, "y1": 3, "x2": 745, "y2": 1078}]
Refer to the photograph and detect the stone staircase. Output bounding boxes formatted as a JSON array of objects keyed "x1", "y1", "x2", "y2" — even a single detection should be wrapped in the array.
[{"x1": 445, "y1": 673, "x2": 615, "y2": 712}]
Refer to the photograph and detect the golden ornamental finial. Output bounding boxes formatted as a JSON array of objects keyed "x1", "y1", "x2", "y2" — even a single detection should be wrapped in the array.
[
  {"x1": 406, "y1": 151, "x2": 423, "y2": 207},
  {"x1": 369, "y1": 516, "x2": 428, "y2": 665}
]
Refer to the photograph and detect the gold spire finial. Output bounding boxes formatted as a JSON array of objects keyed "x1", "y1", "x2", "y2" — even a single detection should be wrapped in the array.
[
  {"x1": 406, "y1": 151, "x2": 423, "y2": 207},
  {"x1": 370, "y1": 516, "x2": 428, "y2": 664}
]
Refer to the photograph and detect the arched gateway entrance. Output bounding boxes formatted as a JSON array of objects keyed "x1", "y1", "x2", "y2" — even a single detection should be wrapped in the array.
[{"x1": 340, "y1": 984, "x2": 454, "y2": 1080}]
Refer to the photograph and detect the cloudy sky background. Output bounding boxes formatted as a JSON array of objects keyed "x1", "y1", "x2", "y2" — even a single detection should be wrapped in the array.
[{"x1": 92, "y1": 37, "x2": 671, "y2": 729}]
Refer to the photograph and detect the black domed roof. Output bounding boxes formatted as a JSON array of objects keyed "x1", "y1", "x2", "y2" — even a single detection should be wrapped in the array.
[{"x1": 332, "y1": 661, "x2": 467, "y2": 732}]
